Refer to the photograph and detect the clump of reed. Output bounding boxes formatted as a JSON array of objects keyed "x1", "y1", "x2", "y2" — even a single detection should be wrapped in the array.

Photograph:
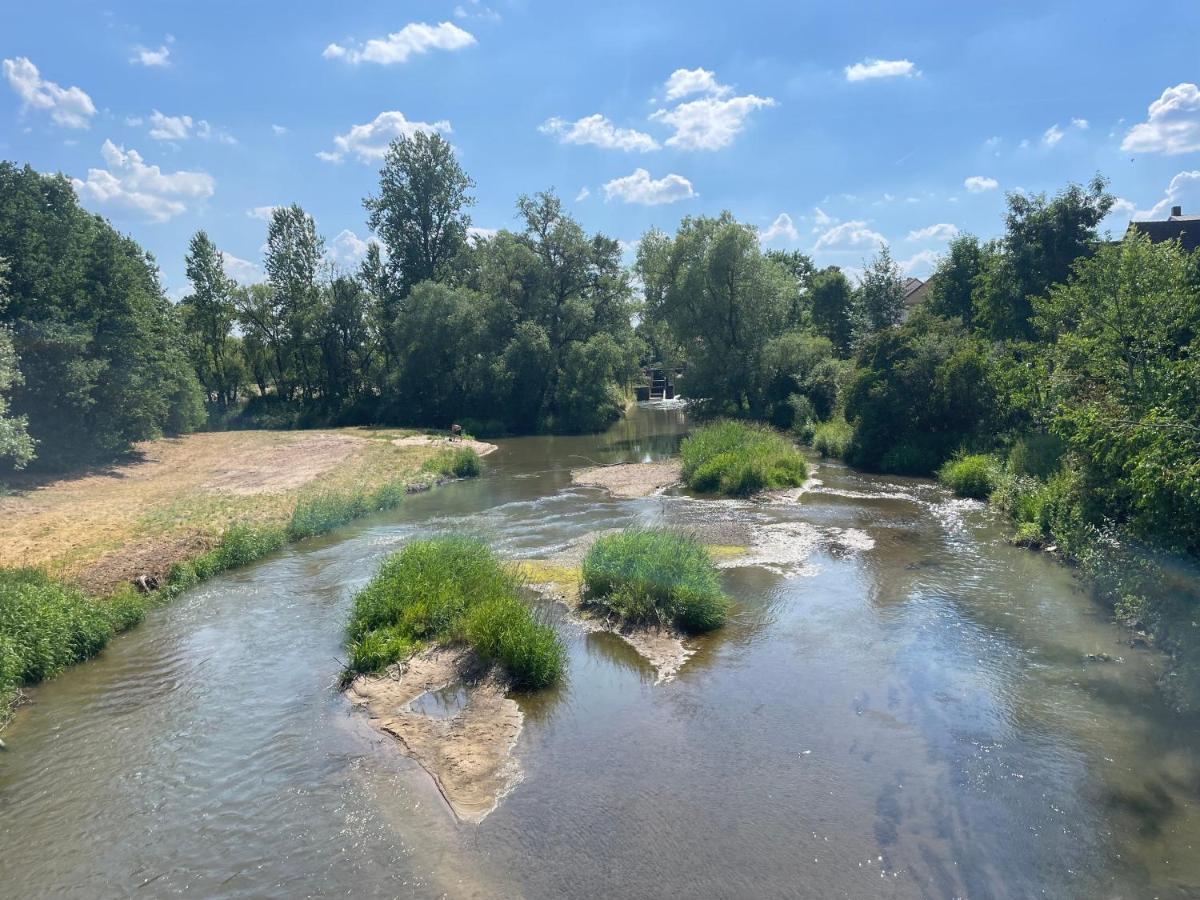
[
  {"x1": 580, "y1": 528, "x2": 729, "y2": 633},
  {"x1": 345, "y1": 535, "x2": 564, "y2": 689},
  {"x1": 810, "y1": 416, "x2": 853, "y2": 459},
  {"x1": 680, "y1": 420, "x2": 808, "y2": 497}
]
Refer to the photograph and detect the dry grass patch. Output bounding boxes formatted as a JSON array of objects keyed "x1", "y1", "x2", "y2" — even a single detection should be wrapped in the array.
[{"x1": 0, "y1": 427, "x2": 441, "y2": 594}]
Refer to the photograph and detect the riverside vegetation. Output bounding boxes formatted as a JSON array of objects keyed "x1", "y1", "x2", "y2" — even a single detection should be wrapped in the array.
[
  {"x1": 680, "y1": 420, "x2": 808, "y2": 497},
  {"x1": 345, "y1": 536, "x2": 565, "y2": 690},
  {"x1": 1, "y1": 127, "x2": 1197, "y2": 709},
  {"x1": 580, "y1": 529, "x2": 730, "y2": 633}
]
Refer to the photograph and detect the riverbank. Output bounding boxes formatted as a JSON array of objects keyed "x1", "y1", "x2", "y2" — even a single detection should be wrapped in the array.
[
  {"x1": 0, "y1": 427, "x2": 494, "y2": 594},
  {"x1": 1, "y1": 427, "x2": 496, "y2": 728}
]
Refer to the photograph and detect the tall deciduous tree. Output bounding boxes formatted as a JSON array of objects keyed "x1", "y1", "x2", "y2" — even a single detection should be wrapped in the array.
[
  {"x1": 926, "y1": 235, "x2": 983, "y2": 329},
  {"x1": 853, "y1": 246, "x2": 905, "y2": 340},
  {"x1": 0, "y1": 256, "x2": 34, "y2": 469},
  {"x1": 808, "y1": 266, "x2": 855, "y2": 356},
  {"x1": 364, "y1": 132, "x2": 475, "y2": 296},
  {"x1": 181, "y1": 231, "x2": 238, "y2": 408}
]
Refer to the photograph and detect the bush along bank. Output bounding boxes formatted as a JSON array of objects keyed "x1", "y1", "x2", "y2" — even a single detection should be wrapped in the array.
[
  {"x1": 680, "y1": 420, "x2": 808, "y2": 497},
  {"x1": 344, "y1": 535, "x2": 565, "y2": 690},
  {"x1": 1, "y1": 451, "x2": 485, "y2": 728},
  {"x1": 579, "y1": 529, "x2": 730, "y2": 633}
]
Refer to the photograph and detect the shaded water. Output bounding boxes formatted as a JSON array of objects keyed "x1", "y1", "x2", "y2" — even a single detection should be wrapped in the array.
[{"x1": 3, "y1": 404, "x2": 1199, "y2": 898}]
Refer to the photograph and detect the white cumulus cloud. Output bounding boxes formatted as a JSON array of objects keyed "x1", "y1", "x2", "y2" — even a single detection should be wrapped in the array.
[
  {"x1": 663, "y1": 67, "x2": 731, "y2": 101},
  {"x1": 326, "y1": 229, "x2": 370, "y2": 268},
  {"x1": 540, "y1": 114, "x2": 659, "y2": 152},
  {"x1": 603, "y1": 168, "x2": 695, "y2": 205},
  {"x1": 844, "y1": 58, "x2": 918, "y2": 82},
  {"x1": 812, "y1": 221, "x2": 887, "y2": 252},
  {"x1": 145, "y1": 110, "x2": 235, "y2": 144},
  {"x1": 72, "y1": 140, "x2": 214, "y2": 222},
  {"x1": 651, "y1": 93, "x2": 775, "y2": 151},
  {"x1": 1137, "y1": 170, "x2": 1200, "y2": 220},
  {"x1": 221, "y1": 251, "x2": 261, "y2": 284},
  {"x1": 906, "y1": 223, "x2": 959, "y2": 242},
  {"x1": 131, "y1": 45, "x2": 171, "y2": 67},
  {"x1": 964, "y1": 175, "x2": 999, "y2": 193},
  {"x1": 3, "y1": 56, "x2": 96, "y2": 128},
  {"x1": 1122, "y1": 83, "x2": 1200, "y2": 156},
  {"x1": 246, "y1": 205, "x2": 278, "y2": 221},
  {"x1": 759, "y1": 213, "x2": 799, "y2": 243},
  {"x1": 319, "y1": 111, "x2": 451, "y2": 164},
  {"x1": 323, "y1": 22, "x2": 475, "y2": 65},
  {"x1": 899, "y1": 249, "x2": 940, "y2": 277}
]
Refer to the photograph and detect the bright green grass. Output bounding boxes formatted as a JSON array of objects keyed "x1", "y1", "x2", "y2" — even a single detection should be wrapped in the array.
[
  {"x1": 681, "y1": 420, "x2": 808, "y2": 497},
  {"x1": 811, "y1": 416, "x2": 853, "y2": 459},
  {"x1": 345, "y1": 535, "x2": 564, "y2": 690},
  {"x1": 580, "y1": 528, "x2": 730, "y2": 633},
  {"x1": 0, "y1": 569, "x2": 150, "y2": 721},
  {"x1": 937, "y1": 453, "x2": 1000, "y2": 500},
  {"x1": 421, "y1": 446, "x2": 482, "y2": 479}
]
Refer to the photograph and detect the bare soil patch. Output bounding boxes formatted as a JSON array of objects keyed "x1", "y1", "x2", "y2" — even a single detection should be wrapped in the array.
[
  {"x1": 571, "y1": 460, "x2": 682, "y2": 499},
  {"x1": 201, "y1": 432, "x2": 364, "y2": 495},
  {"x1": 346, "y1": 647, "x2": 523, "y2": 824}
]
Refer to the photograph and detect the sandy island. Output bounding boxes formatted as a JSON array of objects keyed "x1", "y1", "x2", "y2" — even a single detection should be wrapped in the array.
[
  {"x1": 571, "y1": 460, "x2": 682, "y2": 499},
  {"x1": 392, "y1": 435, "x2": 499, "y2": 457},
  {"x1": 345, "y1": 647, "x2": 522, "y2": 824}
]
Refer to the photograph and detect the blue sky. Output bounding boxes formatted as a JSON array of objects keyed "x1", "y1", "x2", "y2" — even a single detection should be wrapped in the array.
[{"x1": 3, "y1": 0, "x2": 1199, "y2": 296}]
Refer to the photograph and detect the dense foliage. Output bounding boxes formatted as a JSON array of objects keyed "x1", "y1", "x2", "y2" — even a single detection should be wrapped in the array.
[
  {"x1": 0, "y1": 163, "x2": 205, "y2": 471},
  {"x1": 177, "y1": 137, "x2": 639, "y2": 437},
  {"x1": 345, "y1": 536, "x2": 564, "y2": 689},
  {"x1": 580, "y1": 529, "x2": 729, "y2": 633},
  {"x1": 680, "y1": 420, "x2": 807, "y2": 496}
]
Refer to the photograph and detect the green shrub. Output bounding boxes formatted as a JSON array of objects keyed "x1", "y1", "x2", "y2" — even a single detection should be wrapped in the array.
[
  {"x1": 345, "y1": 536, "x2": 564, "y2": 689},
  {"x1": 680, "y1": 420, "x2": 807, "y2": 497},
  {"x1": 810, "y1": 416, "x2": 853, "y2": 459},
  {"x1": 422, "y1": 447, "x2": 482, "y2": 480},
  {"x1": 937, "y1": 453, "x2": 999, "y2": 499},
  {"x1": 1007, "y1": 434, "x2": 1064, "y2": 480},
  {"x1": 580, "y1": 529, "x2": 730, "y2": 633}
]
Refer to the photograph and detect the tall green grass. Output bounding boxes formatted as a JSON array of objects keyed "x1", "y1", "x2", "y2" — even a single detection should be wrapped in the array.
[
  {"x1": 937, "y1": 453, "x2": 1000, "y2": 500},
  {"x1": 0, "y1": 570, "x2": 150, "y2": 721},
  {"x1": 810, "y1": 416, "x2": 853, "y2": 459},
  {"x1": 345, "y1": 535, "x2": 564, "y2": 690},
  {"x1": 580, "y1": 528, "x2": 729, "y2": 633},
  {"x1": 680, "y1": 420, "x2": 808, "y2": 497},
  {"x1": 421, "y1": 446, "x2": 482, "y2": 479}
]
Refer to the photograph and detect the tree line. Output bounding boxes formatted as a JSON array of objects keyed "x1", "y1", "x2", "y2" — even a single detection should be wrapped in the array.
[{"x1": 0, "y1": 134, "x2": 641, "y2": 472}]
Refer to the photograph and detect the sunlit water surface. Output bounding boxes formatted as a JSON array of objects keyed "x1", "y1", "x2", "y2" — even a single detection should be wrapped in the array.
[{"x1": 2, "y1": 405, "x2": 1198, "y2": 898}]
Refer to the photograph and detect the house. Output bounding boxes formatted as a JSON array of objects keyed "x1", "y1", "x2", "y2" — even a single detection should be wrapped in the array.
[
  {"x1": 1126, "y1": 206, "x2": 1200, "y2": 253},
  {"x1": 900, "y1": 276, "x2": 934, "y2": 321}
]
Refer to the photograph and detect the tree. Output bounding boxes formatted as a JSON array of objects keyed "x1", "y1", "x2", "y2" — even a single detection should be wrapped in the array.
[
  {"x1": 853, "y1": 246, "x2": 905, "y2": 340},
  {"x1": 0, "y1": 163, "x2": 203, "y2": 469},
  {"x1": 766, "y1": 249, "x2": 816, "y2": 328},
  {"x1": 262, "y1": 204, "x2": 325, "y2": 401},
  {"x1": 808, "y1": 266, "x2": 855, "y2": 356},
  {"x1": 364, "y1": 132, "x2": 475, "y2": 296},
  {"x1": 926, "y1": 235, "x2": 983, "y2": 329},
  {"x1": 181, "y1": 231, "x2": 238, "y2": 408},
  {"x1": 1034, "y1": 233, "x2": 1200, "y2": 553},
  {"x1": 638, "y1": 212, "x2": 791, "y2": 416},
  {"x1": 974, "y1": 176, "x2": 1114, "y2": 341},
  {"x1": 0, "y1": 257, "x2": 34, "y2": 468}
]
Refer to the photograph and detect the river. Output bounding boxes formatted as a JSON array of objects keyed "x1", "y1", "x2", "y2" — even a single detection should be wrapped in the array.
[{"x1": 2, "y1": 405, "x2": 1198, "y2": 898}]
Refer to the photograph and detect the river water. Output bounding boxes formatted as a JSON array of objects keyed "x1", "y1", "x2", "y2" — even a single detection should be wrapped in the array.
[{"x1": 2, "y1": 405, "x2": 1199, "y2": 898}]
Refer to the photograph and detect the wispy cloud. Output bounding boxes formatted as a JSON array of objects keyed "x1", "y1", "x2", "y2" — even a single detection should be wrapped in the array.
[
  {"x1": 323, "y1": 22, "x2": 475, "y2": 65},
  {"x1": 844, "y1": 58, "x2": 918, "y2": 82}
]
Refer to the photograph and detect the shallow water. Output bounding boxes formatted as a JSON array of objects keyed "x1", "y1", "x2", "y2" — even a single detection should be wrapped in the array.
[{"x1": 2, "y1": 404, "x2": 1199, "y2": 898}]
